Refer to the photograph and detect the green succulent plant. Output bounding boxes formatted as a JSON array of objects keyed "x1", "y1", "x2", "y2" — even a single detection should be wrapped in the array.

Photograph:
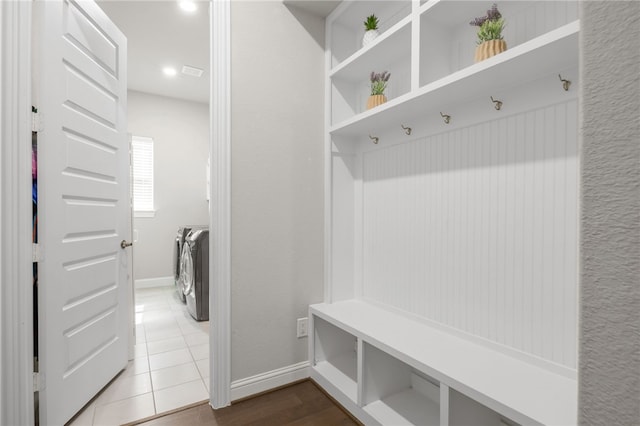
[
  {"x1": 364, "y1": 14, "x2": 379, "y2": 31},
  {"x1": 476, "y1": 18, "x2": 505, "y2": 44}
]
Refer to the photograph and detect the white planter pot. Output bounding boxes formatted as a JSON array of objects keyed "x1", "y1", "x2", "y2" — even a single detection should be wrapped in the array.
[{"x1": 362, "y1": 29, "x2": 379, "y2": 47}]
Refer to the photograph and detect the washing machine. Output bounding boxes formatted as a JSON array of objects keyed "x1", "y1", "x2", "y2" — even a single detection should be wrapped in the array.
[
  {"x1": 180, "y1": 228, "x2": 209, "y2": 321},
  {"x1": 173, "y1": 225, "x2": 207, "y2": 303}
]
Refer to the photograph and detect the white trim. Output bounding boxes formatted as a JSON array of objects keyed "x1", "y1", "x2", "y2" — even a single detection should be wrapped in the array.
[
  {"x1": 209, "y1": 0, "x2": 232, "y2": 409},
  {"x1": 133, "y1": 210, "x2": 156, "y2": 218},
  {"x1": 323, "y1": 12, "x2": 332, "y2": 304},
  {"x1": 134, "y1": 276, "x2": 173, "y2": 290},
  {"x1": 230, "y1": 362, "x2": 310, "y2": 402},
  {"x1": 0, "y1": 1, "x2": 35, "y2": 425}
]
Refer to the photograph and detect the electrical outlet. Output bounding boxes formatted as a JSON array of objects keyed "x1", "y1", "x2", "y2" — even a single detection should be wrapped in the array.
[{"x1": 296, "y1": 317, "x2": 308, "y2": 338}]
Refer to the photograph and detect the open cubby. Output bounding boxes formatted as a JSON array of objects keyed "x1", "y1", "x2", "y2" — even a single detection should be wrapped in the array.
[
  {"x1": 330, "y1": 0, "x2": 412, "y2": 68},
  {"x1": 363, "y1": 343, "x2": 440, "y2": 426},
  {"x1": 449, "y1": 389, "x2": 518, "y2": 426},
  {"x1": 330, "y1": 38, "x2": 411, "y2": 125},
  {"x1": 419, "y1": 1, "x2": 578, "y2": 87},
  {"x1": 312, "y1": 316, "x2": 358, "y2": 402}
]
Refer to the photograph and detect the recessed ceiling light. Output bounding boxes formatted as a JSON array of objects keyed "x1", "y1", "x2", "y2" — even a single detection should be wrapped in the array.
[
  {"x1": 179, "y1": 1, "x2": 197, "y2": 13},
  {"x1": 163, "y1": 67, "x2": 177, "y2": 77}
]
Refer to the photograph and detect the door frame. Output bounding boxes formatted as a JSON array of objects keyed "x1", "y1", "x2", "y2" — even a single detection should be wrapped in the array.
[
  {"x1": 0, "y1": 0, "x2": 232, "y2": 423},
  {"x1": 0, "y1": 0, "x2": 34, "y2": 424},
  {"x1": 209, "y1": 0, "x2": 232, "y2": 409}
]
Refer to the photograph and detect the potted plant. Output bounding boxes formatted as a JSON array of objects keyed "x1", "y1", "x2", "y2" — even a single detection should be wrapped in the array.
[
  {"x1": 363, "y1": 14, "x2": 380, "y2": 47},
  {"x1": 470, "y1": 3, "x2": 506, "y2": 62},
  {"x1": 367, "y1": 71, "x2": 390, "y2": 110}
]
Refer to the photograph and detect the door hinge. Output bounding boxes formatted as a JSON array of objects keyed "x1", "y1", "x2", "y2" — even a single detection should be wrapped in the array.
[
  {"x1": 33, "y1": 372, "x2": 45, "y2": 392},
  {"x1": 31, "y1": 109, "x2": 41, "y2": 132},
  {"x1": 32, "y1": 243, "x2": 41, "y2": 262}
]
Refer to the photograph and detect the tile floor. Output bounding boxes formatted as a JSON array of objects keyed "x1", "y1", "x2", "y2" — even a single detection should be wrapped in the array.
[{"x1": 68, "y1": 286, "x2": 210, "y2": 426}]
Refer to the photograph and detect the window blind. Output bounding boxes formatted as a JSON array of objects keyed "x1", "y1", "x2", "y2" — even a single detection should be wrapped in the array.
[{"x1": 131, "y1": 136, "x2": 154, "y2": 212}]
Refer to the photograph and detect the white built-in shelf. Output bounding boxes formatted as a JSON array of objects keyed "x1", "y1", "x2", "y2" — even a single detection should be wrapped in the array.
[
  {"x1": 312, "y1": 315, "x2": 358, "y2": 404},
  {"x1": 311, "y1": 300, "x2": 577, "y2": 426},
  {"x1": 320, "y1": 1, "x2": 580, "y2": 424},
  {"x1": 330, "y1": 20, "x2": 579, "y2": 137},
  {"x1": 313, "y1": 355, "x2": 358, "y2": 403},
  {"x1": 420, "y1": 0, "x2": 572, "y2": 25},
  {"x1": 364, "y1": 388, "x2": 440, "y2": 426},
  {"x1": 330, "y1": 16, "x2": 412, "y2": 81},
  {"x1": 329, "y1": 0, "x2": 412, "y2": 68}
]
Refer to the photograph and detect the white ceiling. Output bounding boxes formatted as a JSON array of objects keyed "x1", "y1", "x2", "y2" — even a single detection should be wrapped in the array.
[
  {"x1": 97, "y1": 0, "x2": 339, "y2": 105},
  {"x1": 283, "y1": 0, "x2": 340, "y2": 18},
  {"x1": 97, "y1": 0, "x2": 210, "y2": 104}
]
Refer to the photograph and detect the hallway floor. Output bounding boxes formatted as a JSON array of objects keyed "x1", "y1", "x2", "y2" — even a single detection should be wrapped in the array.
[
  {"x1": 130, "y1": 380, "x2": 359, "y2": 426},
  {"x1": 68, "y1": 286, "x2": 210, "y2": 426}
]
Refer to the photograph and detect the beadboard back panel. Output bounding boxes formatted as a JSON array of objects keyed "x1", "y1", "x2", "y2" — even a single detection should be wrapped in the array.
[{"x1": 361, "y1": 99, "x2": 579, "y2": 369}]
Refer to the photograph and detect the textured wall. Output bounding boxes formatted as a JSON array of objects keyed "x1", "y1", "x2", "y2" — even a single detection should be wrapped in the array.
[
  {"x1": 127, "y1": 91, "x2": 209, "y2": 281},
  {"x1": 230, "y1": 2, "x2": 324, "y2": 381},
  {"x1": 579, "y1": 2, "x2": 640, "y2": 425}
]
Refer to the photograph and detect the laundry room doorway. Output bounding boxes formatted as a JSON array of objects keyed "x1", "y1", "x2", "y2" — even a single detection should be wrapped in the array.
[
  {"x1": 2, "y1": 0, "x2": 229, "y2": 425},
  {"x1": 65, "y1": 2, "x2": 214, "y2": 424}
]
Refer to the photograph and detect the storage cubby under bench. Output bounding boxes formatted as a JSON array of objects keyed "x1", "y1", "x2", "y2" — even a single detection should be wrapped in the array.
[{"x1": 310, "y1": 301, "x2": 576, "y2": 426}]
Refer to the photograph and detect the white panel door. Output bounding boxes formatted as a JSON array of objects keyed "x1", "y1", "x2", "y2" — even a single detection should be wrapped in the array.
[{"x1": 37, "y1": 0, "x2": 129, "y2": 424}]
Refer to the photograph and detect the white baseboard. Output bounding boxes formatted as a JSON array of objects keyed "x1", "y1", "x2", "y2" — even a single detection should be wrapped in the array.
[
  {"x1": 230, "y1": 361, "x2": 310, "y2": 401},
  {"x1": 135, "y1": 276, "x2": 174, "y2": 290}
]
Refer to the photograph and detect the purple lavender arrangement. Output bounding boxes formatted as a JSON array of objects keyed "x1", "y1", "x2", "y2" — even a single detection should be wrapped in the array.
[
  {"x1": 469, "y1": 3, "x2": 502, "y2": 27},
  {"x1": 469, "y1": 3, "x2": 505, "y2": 45},
  {"x1": 370, "y1": 71, "x2": 390, "y2": 96}
]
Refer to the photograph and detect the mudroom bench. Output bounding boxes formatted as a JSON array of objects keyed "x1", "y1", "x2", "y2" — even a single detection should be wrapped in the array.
[{"x1": 310, "y1": 301, "x2": 577, "y2": 426}]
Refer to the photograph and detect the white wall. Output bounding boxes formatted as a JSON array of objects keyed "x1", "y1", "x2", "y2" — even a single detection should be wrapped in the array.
[
  {"x1": 230, "y1": 2, "x2": 324, "y2": 382},
  {"x1": 579, "y1": 2, "x2": 640, "y2": 424},
  {"x1": 127, "y1": 90, "x2": 209, "y2": 281}
]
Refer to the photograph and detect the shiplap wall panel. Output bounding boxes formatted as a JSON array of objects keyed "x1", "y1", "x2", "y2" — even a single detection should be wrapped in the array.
[{"x1": 362, "y1": 100, "x2": 578, "y2": 368}]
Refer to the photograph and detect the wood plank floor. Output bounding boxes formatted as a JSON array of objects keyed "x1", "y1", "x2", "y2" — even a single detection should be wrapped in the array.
[{"x1": 130, "y1": 380, "x2": 360, "y2": 426}]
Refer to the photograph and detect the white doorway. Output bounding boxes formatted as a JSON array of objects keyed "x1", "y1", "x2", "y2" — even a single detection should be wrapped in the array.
[
  {"x1": 33, "y1": 1, "x2": 130, "y2": 424},
  {"x1": 66, "y1": 1, "x2": 213, "y2": 424},
  {"x1": 0, "y1": 1, "x2": 230, "y2": 424}
]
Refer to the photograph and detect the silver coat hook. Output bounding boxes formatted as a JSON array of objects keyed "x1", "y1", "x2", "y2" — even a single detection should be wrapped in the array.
[
  {"x1": 490, "y1": 96, "x2": 503, "y2": 110},
  {"x1": 559, "y1": 74, "x2": 571, "y2": 91},
  {"x1": 369, "y1": 134, "x2": 379, "y2": 144},
  {"x1": 401, "y1": 124, "x2": 412, "y2": 135},
  {"x1": 440, "y1": 112, "x2": 451, "y2": 124}
]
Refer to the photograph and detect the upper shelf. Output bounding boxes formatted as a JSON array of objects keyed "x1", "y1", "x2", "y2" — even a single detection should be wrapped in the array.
[
  {"x1": 330, "y1": 16, "x2": 412, "y2": 82},
  {"x1": 329, "y1": 20, "x2": 579, "y2": 137},
  {"x1": 329, "y1": 0, "x2": 412, "y2": 69},
  {"x1": 419, "y1": 0, "x2": 546, "y2": 25}
]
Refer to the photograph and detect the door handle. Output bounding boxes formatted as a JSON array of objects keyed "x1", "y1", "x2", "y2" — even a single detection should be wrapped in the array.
[{"x1": 120, "y1": 240, "x2": 133, "y2": 249}]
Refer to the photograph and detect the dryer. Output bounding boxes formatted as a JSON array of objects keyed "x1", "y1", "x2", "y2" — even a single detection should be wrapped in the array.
[
  {"x1": 180, "y1": 228, "x2": 209, "y2": 321},
  {"x1": 173, "y1": 226, "x2": 191, "y2": 303}
]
